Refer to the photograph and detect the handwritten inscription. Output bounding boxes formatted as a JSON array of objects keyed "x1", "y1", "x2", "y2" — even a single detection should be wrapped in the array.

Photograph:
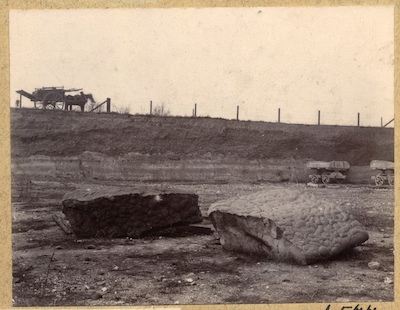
[{"x1": 326, "y1": 305, "x2": 377, "y2": 310}]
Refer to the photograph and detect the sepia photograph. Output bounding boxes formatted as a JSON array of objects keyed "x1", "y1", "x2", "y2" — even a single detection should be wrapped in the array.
[{"x1": 4, "y1": 4, "x2": 395, "y2": 308}]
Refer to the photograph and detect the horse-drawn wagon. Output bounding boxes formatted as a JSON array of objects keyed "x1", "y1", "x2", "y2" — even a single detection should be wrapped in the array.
[{"x1": 16, "y1": 87, "x2": 96, "y2": 111}]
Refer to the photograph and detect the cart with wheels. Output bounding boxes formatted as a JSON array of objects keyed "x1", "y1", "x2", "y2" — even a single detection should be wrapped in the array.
[
  {"x1": 307, "y1": 161, "x2": 350, "y2": 184},
  {"x1": 16, "y1": 87, "x2": 96, "y2": 111},
  {"x1": 370, "y1": 160, "x2": 394, "y2": 186}
]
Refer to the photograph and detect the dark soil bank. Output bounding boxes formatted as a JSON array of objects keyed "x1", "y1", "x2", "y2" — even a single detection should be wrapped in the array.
[{"x1": 11, "y1": 108, "x2": 393, "y2": 165}]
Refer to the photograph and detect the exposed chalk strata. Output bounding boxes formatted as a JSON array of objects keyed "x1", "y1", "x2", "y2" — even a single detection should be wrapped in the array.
[
  {"x1": 62, "y1": 186, "x2": 202, "y2": 238},
  {"x1": 208, "y1": 187, "x2": 368, "y2": 264}
]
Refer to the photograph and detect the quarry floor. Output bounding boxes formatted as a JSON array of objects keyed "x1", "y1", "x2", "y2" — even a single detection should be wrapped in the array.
[{"x1": 11, "y1": 181, "x2": 394, "y2": 307}]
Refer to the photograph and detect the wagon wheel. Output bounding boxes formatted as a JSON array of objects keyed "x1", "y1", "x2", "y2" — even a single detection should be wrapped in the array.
[
  {"x1": 374, "y1": 174, "x2": 385, "y2": 186},
  {"x1": 387, "y1": 174, "x2": 394, "y2": 186},
  {"x1": 321, "y1": 173, "x2": 330, "y2": 184},
  {"x1": 42, "y1": 92, "x2": 64, "y2": 109},
  {"x1": 310, "y1": 174, "x2": 320, "y2": 184}
]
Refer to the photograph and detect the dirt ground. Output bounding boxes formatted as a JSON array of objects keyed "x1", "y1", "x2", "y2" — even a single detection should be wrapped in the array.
[{"x1": 11, "y1": 180, "x2": 394, "y2": 307}]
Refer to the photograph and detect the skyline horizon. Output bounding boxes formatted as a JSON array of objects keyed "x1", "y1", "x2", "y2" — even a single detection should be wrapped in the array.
[
  {"x1": 10, "y1": 7, "x2": 394, "y2": 128},
  {"x1": 10, "y1": 103, "x2": 394, "y2": 129}
]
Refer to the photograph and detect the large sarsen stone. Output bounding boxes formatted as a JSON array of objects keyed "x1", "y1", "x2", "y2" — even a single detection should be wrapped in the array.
[
  {"x1": 62, "y1": 186, "x2": 202, "y2": 238},
  {"x1": 208, "y1": 187, "x2": 368, "y2": 265}
]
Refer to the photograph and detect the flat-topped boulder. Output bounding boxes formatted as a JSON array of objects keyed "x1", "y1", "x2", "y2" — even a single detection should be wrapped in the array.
[
  {"x1": 62, "y1": 186, "x2": 202, "y2": 238},
  {"x1": 208, "y1": 187, "x2": 368, "y2": 265}
]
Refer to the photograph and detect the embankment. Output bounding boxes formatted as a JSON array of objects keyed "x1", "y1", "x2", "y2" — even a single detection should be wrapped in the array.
[
  {"x1": 10, "y1": 108, "x2": 393, "y2": 185},
  {"x1": 12, "y1": 152, "x2": 374, "y2": 185}
]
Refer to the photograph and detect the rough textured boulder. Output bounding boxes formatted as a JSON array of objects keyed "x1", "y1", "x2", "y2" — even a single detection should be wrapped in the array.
[
  {"x1": 62, "y1": 186, "x2": 202, "y2": 238},
  {"x1": 208, "y1": 187, "x2": 369, "y2": 265}
]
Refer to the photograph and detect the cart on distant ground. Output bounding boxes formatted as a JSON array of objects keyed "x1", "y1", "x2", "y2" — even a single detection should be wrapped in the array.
[
  {"x1": 16, "y1": 87, "x2": 96, "y2": 111},
  {"x1": 307, "y1": 161, "x2": 350, "y2": 184},
  {"x1": 370, "y1": 160, "x2": 394, "y2": 186}
]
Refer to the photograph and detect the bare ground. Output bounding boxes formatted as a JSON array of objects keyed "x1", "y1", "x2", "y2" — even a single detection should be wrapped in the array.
[
  {"x1": 9, "y1": 106, "x2": 395, "y2": 307},
  {"x1": 12, "y1": 180, "x2": 394, "y2": 307}
]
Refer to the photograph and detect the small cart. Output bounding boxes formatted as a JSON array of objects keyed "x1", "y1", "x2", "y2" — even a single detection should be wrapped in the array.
[
  {"x1": 307, "y1": 161, "x2": 350, "y2": 184},
  {"x1": 370, "y1": 160, "x2": 394, "y2": 186}
]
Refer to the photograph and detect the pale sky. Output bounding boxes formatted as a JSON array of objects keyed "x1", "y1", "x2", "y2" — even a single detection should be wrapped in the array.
[{"x1": 10, "y1": 7, "x2": 394, "y2": 126}]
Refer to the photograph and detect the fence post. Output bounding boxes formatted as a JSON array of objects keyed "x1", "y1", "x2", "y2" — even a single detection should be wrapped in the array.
[
  {"x1": 237, "y1": 105, "x2": 239, "y2": 120},
  {"x1": 106, "y1": 98, "x2": 111, "y2": 112},
  {"x1": 19, "y1": 93, "x2": 22, "y2": 108},
  {"x1": 278, "y1": 108, "x2": 281, "y2": 123},
  {"x1": 318, "y1": 110, "x2": 320, "y2": 125},
  {"x1": 150, "y1": 100, "x2": 152, "y2": 115},
  {"x1": 381, "y1": 117, "x2": 383, "y2": 127},
  {"x1": 357, "y1": 113, "x2": 360, "y2": 127},
  {"x1": 194, "y1": 103, "x2": 197, "y2": 117}
]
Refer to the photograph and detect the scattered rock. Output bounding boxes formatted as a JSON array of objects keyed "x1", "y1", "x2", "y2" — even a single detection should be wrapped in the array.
[
  {"x1": 306, "y1": 182, "x2": 325, "y2": 188},
  {"x1": 112, "y1": 265, "x2": 119, "y2": 271},
  {"x1": 384, "y1": 277, "x2": 393, "y2": 284},
  {"x1": 368, "y1": 261, "x2": 380, "y2": 270},
  {"x1": 86, "y1": 244, "x2": 96, "y2": 250},
  {"x1": 353, "y1": 246, "x2": 364, "y2": 254},
  {"x1": 335, "y1": 297, "x2": 351, "y2": 302},
  {"x1": 55, "y1": 246, "x2": 63, "y2": 250},
  {"x1": 90, "y1": 292, "x2": 102, "y2": 300}
]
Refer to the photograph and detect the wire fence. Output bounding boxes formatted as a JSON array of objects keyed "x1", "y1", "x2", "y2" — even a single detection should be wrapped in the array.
[{"x1": 145, "y1": 101, "x2": 394, "y2": 128}]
